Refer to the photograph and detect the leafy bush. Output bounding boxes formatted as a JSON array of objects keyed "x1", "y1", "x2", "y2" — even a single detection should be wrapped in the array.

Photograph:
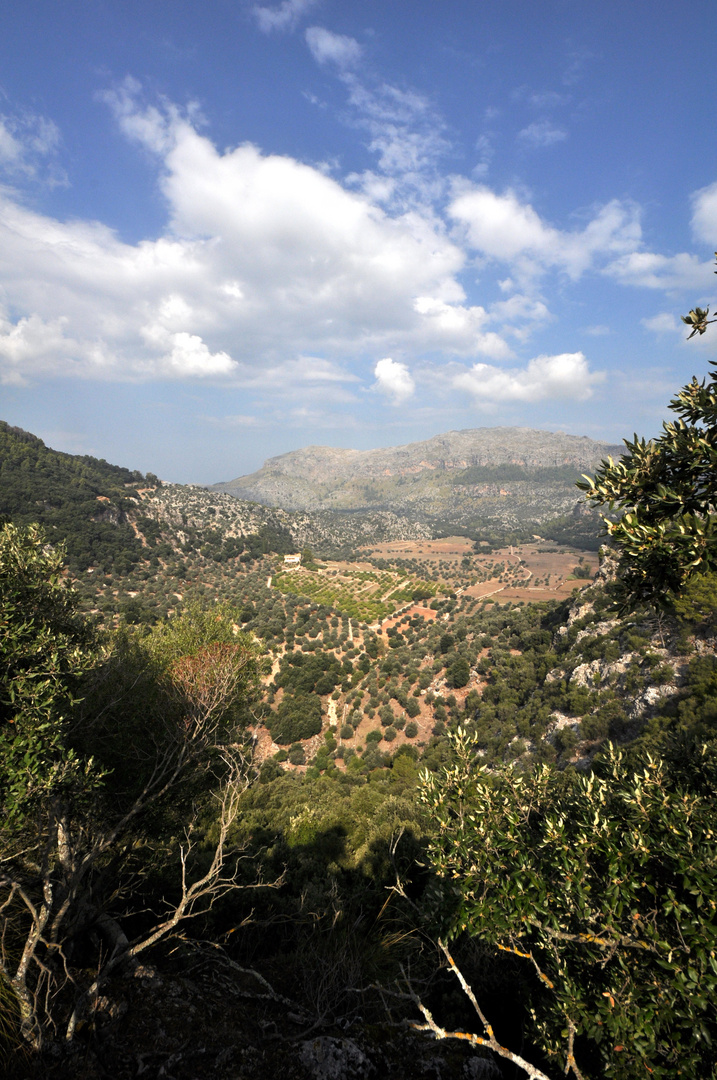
[
  {"x1": 578, "y1": 353, "x2": 717, "y2": 605},
  {"x1": 421, "y1": 731, "x2": 717, "y2": 1079},
  {"x1": 268, "y1": 693, "x2": 322, "y2": 744},
  {"x1": 288, "y1": 743, "x2": 306, "y2": 765}
]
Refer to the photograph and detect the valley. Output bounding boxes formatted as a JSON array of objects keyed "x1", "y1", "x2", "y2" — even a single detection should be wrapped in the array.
[{"x1": 1, "y1": 417, "x2": 715, "y2": 1080}]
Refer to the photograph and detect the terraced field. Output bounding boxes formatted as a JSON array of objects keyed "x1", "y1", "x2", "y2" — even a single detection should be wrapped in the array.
[{"x1": 271, "y1": 565, "x2": 439, "y2": 622}]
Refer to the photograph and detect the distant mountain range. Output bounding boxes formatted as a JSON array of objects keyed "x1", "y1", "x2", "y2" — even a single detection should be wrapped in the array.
[
  {"x1": 212, "y1": 427, "x2": 622, "y2": 536},
  {"x1": 0, "y1": 422, "x2": 620, "y2": 583}
]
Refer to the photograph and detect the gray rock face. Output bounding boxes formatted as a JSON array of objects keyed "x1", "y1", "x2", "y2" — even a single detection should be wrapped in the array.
[
  {"x1": 298, "y1": 1036, "x2": 374, "y2": 1079},
  {"x1": 212, "y1": 427, "x2": 622, "y2": 521},
  {"x1": 223, "y1": 428, "x2": 620, "y2": 486}
]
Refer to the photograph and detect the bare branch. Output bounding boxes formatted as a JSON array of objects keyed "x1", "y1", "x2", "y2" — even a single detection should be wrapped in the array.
[{"x1": 397, "y1": 942, "x2": 552, "y2": 1080}]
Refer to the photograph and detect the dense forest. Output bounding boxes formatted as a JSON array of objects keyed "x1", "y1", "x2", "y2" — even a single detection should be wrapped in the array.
[{"x1": 0, "y1": 346, "x2": 716, "y2": 1078}]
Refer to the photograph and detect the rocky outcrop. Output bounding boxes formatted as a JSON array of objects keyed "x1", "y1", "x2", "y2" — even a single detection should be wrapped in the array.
[{"x1": 212, "y1": 427, "x2": 622, "y2": 518}]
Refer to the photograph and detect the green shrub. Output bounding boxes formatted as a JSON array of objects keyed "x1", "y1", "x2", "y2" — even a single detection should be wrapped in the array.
[
  {"x1": 422, "y1": 733, "x2": 717, "y2": 1079},
  {"x1": 268, "y1": 693, "x2": 322, "y2": 744},
  {"x1": 288, "y1": 743, "x2": 306, "y2": 765}
]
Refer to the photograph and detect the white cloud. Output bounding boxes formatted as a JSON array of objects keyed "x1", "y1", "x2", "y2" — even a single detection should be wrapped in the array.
[
  {"x1": 344, "y1": 79, "x2": 450, "y2": 194},
  {"x1": 140, "y1": 324, "x2": 236, "y2": 377},
  {"x1": 204, "y1": 414, "x2": 262, "y2": 427},
  {"x1": 450, "y1": 186, "x2": 641, "y2": 281},
  {"x1": 412, "y1": 296, "x2": 512, "y2": 357},
  {"x1": 0, "y1": 120, "x2": 23, "y2": 166},
  {"x1": 518, "y1": 119, "x2": 567, "y2": 147},
  {"x1": 2, "y1": 87, "x2": 504, "y2": 389},
  {"x1": 252, "y1": 0, "x2": 318, "y2": 33},
  {"x1": 487, "y1": 294, "x2": 551, "y2": 341},
  {"x1": 3, "y1": 78, "x2": 709, "y2": 418},
  {"x1": 605, "y1": 250, "x2": 712, "y2": 290},
  {"x1": 452, "y1": 352, "x2": 603, "y2": 404},
  {"x1": 599, "y1": 181, "x2": 717, "y2": 291},
  {"x1": 529, "y1": 91, "x2": 568, "y2": 109},
  {"x1": 690, "y1": 181, "x2": 717, "y2": 243},
  {"x1": 373, "y1": 357, "x2": 415, "y2": 403},
  {"x1": 235, "y1": 357, "x2": 360, "y2": 398},
  {"x1": 641, "y1": 312, "x2": 679, "y2": 334},
  {"x1": 305, "y1": 41, "x2": 451, "y2": 207},
  {"x1": 305, "y1": 26, "x2": 362, "y2": 68}
]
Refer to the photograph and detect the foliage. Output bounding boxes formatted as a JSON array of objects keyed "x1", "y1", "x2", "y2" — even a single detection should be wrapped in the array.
[
  {"x1": 0, "y1": 422, "x2": 148, "y2": 573},
  {"x1": 671, "y1": 569, "x2": 717, "y2": 632},
  {"x1": 0, "y1": 545, "x2": 263, "y2": 1049},
  {"x1": 421, "y1": 730, "x2": 717, "y2": 1079},
  {"x1": 269, "y1": 693, "x2": 323, "y2": 744},
  {"x1": 446, "y1": 655, "x2": 470, "y2": 689},
  {"x1": 578, "y1": 267, "x2": 717, "y2": 605},
  {"x1": 0, "y1": 523, "x2": 97, "y2": 819}
]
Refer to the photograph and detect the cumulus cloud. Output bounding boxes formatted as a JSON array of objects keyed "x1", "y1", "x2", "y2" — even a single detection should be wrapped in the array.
[
  {"x1": 412, "y1": 296, "x2": 512, "y2": 357},
  {"x1": 599, "y1": 181, "x2": 717, "y2": 291},
  {"x1": 487, "y1": 294, "x2": 551, "y2": 342},
  {"x1": 373, "y1": 357, "x2": 415, "y2": 403},
  {"x1": 452, "y1": 352, "x2": 603, "y2": 404},
  {"x1": 252, "y1": 0, "x2": 318, "y2": 34},
  {"x1": 518, "y1": 119, "x2": 567, "y2": 147},
  {"x1": 450, "y1": 186, "x2": 641, "y2": 282},
  {"x1": 305, "y1": 26, "x2": 362, "y2": 68},
  {"x1": 3, "y1": 76, "x2": 707, "y2": 422},
  {"x1": 0, "y1": 88, "x2": 514, "y2": 389}
]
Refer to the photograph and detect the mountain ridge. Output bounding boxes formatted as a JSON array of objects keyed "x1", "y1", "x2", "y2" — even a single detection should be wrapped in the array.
[
  {"x1": 216, "y1": 426, "x2": 623, "y2": 491},
  {"x1": 212, "y1": 426, "x2": 623, "y2": 530}
]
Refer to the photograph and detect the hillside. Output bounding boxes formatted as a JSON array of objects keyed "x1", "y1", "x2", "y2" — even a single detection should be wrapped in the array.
[
  {"x1": 0, "y1": 420, "x2": 151, "y2": 574},
  {"x1": 0, "y1": 423, "x2": 431, "y2": 566},
  {"x1": 212, "y1": 426, "x2": 622, "y2": 536},
  {"x1": 0, "y1": 422, "x2": 435, "y2": 624},
  {"x1": 4, "y1": 419, "x2": 717, "y2": 1079}
]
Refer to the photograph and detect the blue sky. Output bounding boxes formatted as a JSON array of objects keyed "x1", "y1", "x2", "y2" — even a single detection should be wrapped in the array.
[{"x1": 1, "y1": 0, "x2": 717, "y2": 482}]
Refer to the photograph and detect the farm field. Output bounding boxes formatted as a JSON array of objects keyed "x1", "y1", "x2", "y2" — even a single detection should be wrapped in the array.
[
  {"x1": 360, "y1": 536, "x2": 599, "y2": 605},
  {"x1": 245, "y1": 537, "x2": 602, "y2": 769},
  {"x1": 270, "y1": 564, "x2": 439, "y2": 622}
]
